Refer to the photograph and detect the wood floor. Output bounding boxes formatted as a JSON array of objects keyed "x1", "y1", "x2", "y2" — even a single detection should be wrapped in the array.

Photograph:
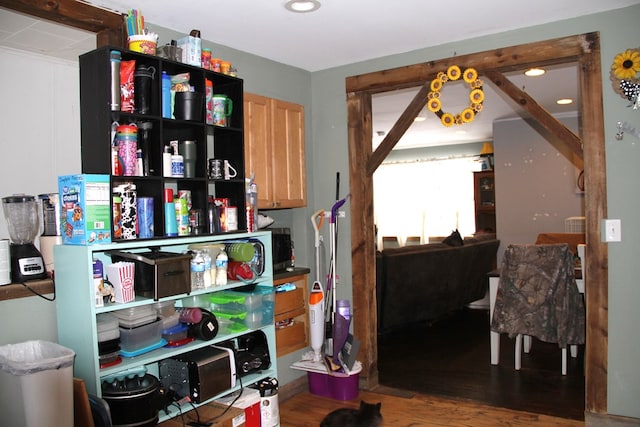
[
  {"x1": 162, "y1": 307, "x2": 586, "y2": 426},
  {"x1": 279, "y1": 389, "x2": 584, "y2": 426},
  {"x1": 377, "y1": 307, "x2": 585, "y2": 420},
  {"x1": 279, "y1": 307, "x2": 585, "y2": 426}
]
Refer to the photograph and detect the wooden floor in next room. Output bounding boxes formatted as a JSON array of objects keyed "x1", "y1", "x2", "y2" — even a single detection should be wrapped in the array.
[{"x1": 377, "y1": 306, "x2": 585, "y2": 421}]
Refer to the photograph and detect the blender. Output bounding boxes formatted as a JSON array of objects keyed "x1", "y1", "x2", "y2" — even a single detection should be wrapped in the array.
[{"x1": 2, "y1": 195, "x2": 47, "y2": 282}]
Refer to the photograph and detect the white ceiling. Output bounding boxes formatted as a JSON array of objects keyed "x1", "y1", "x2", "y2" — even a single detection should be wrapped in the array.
[
  {"x1": 1, "y1": 1, "x2": 637, "y2": 149},
  {"x1": 84, "y1": 0, "x2": 637, "y2": 73}
]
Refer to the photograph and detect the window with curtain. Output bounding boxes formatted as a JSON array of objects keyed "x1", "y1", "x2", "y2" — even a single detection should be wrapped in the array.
[{"x1": 373, "y1": 155, "x2": 481, "y2": 247}]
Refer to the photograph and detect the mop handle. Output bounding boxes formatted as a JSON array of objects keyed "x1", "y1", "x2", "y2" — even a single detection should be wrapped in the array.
[
  {"x1": 310, "y1": 209, "x2": 324, "y2": 282},
  {"x1": 330, "y1": 194, "x2": 350, "y2": 224},
  {"x1": 311, "y1": 210, "x2": 324, "y2": 248}
]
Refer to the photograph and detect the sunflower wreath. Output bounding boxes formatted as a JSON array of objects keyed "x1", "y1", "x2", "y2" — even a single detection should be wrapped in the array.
[
  {"x1": 427, "y1": 65, "x2": 484, "y2": 127},
  {"x1": 610, "y1": 48, "x2": 640, "y2": 108}
]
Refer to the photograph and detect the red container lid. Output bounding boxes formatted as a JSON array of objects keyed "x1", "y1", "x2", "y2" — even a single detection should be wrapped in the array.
[{"x1": 164, "y1": 188, "x2": 173, "y2": 203}]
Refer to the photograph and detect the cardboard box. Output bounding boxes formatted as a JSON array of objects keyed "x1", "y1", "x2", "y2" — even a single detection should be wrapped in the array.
[
  {"x1": 215, "y1": 388, "x2": 261, "y2": 427},
  {"x1": 58, "y1": 174, "x2": 111, "y2": 245},
  {"x1": 177, "y1": 35, "x2": 202, "y2": 66},
  {"x1": 157, "y1": 402, "x2": 244, "y2": 427}
]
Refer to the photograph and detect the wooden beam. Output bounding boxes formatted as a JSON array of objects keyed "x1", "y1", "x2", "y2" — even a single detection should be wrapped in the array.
[
  {"x1": 578, "y1": 34, "x2": 608, "y2": 415},
  {"x1": 483, "y1": 70, "x2": 584, "y2": 168},
  {"x1": 347, "y1": 32, "x2": 608, "y2": 416},
  {"x1": 346, "y1": 33, "x2": 598, "y2": 94},
  {"x1": 366, "y1": 83, "x2": 430, "y2": 176},
  {"x1": 0, "y1": 0, "x2": 125, "y2": 46},
  {"x1": 347, "y1": 91, "x2": 378, "y2": 386}
]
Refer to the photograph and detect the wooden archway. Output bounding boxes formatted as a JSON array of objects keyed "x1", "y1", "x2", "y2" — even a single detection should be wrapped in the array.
[{"x1": 346, "y1": 33, "x2": 607, "y2": 415}]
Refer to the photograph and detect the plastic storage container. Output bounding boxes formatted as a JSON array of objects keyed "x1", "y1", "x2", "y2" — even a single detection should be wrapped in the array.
[
  {"x1": 154, "y1": 300, "x2": 176, "y2": 317},
  {"x1": 0, "y1": 340, "x2": 75, "y2": 426},
  {"x1": 97, "y1": 313, "x2": 121, "y2": 342},
  {"x1": 162, "y1": 323, "x2": 189, "y2": 342},
  {"x1": 209, "y1": 286, "x2": 274, "y2": 329},
  {"x1": 112, "y1": 305, "x2": 157, "y2": 328},
  {"x1": 119, "y1": 319, "x2": 163, "y2": 353}
]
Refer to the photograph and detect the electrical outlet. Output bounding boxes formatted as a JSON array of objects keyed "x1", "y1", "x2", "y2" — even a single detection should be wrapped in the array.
[{"x1": 602, "y1": 219, "x2": 622, "y2": 242}]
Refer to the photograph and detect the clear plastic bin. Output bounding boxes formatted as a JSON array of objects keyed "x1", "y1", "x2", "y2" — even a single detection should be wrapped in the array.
[
  {"x1": 119, "y1": 319, "x2": 163, "y2": 352},
  {"x1": 0, "y1": 340, "x2": 75, "y2": 426},
  {"x1": 97, "y1": 313, "x2": 120, "y2": 342},
  {"x1": 209, "y1": 286, "x2": 274, "y2": 329},
  {"x1": 113, "y1": 305, "x2": 158, "y2": 328}
]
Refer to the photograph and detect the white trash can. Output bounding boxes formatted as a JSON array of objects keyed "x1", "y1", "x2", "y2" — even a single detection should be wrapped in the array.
[{"x1": 0, "y1": 340, "x2": 75, "y2": 427}]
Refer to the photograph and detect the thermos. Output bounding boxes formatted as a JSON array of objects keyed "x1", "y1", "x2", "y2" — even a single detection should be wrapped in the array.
[
  {"x1": 110, "y1": 50, "x2": 121, "y2": 111},
  {"x1": 115, "y1": 125, "x2": 138, "y2": 176},
  {"x1": 164, "y1": 189, "x2": 178, "y2": 237}
]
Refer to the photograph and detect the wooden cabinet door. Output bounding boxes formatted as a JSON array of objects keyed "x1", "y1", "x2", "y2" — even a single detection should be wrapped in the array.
[
  {"x1": 244, "y1": 93, "x2": 307, "y2": 209},
  {"x1": 271, "y1": 98, "x2": 306, "y2": 208},
  {"x1": 244, "y1": 93, "x2": 274, "y2": 208}
]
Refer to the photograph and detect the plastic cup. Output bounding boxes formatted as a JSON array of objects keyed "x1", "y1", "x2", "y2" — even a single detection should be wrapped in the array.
[{"x1": 128, "y1": 35, "x2": 157, "y2": 55}]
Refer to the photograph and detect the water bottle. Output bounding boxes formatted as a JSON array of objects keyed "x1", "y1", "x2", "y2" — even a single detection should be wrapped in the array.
[
  {"x1": 176, "y1": 307, "x2": 203, "y2": 324},
  {"x1": 202, "y1": 249, "x2": 212, "y2": 288},
  {"x1": 162, "y1": 71, "x2": 172, "y2": 118},
  {"x1": 245, "y1": 180, "x2": 258, "y2": 232},
  {"x1": 215, "y1": 248, "x2": 228, "y2": 286},
  {"x1": 190, "y1": 250, "x2": 205, "y2": 290}
]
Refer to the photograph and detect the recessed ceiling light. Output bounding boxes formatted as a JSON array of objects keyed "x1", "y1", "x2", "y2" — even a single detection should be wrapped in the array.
[
  {"x1": 524, "y1": 68, "x2": 546, "y2": 77},
  {"x1": 285, "y1": 0, "x2": 321, "y2": 13},
  {"x1": 414, "y1": 116, "x2": 426, "y2": 122},
  {"x1": 455, "y1": 130, "x2": 467, "y2": 135},
  {"x1": 556, "y1": 98, "x2": 573, "y2": 105}
]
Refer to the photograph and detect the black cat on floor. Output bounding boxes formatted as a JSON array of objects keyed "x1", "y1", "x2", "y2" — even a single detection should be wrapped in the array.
[{"x1": 320, "y1": 401, "x2": 382, "y2": 427}]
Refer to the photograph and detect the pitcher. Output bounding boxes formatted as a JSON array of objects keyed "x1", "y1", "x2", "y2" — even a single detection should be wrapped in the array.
[{"x1": 212, "y1": 94, "x2": 233, "y2": 126}]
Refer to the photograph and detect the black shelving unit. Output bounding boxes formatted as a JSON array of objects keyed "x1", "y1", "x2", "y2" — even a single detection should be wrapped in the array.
[{"x1": 79, "y1": 46, "x2": 246, "y2": 239}]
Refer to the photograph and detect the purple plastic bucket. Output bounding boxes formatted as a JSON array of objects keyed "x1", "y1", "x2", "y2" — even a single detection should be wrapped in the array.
[{"x1": 307, "y1": 371, "x2": 359, "y2": 401}]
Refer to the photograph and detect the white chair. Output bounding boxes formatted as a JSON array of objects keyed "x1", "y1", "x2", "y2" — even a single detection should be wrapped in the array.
[
  {"x1": 491, "y1": 243, "x2": 586, "y2": 375},
  {"x1": 382, "y1": 236, "x2": 400, "y2": 249},
  {"x1": 404, "y1": 236, "x2": 421, "y2": 246}
]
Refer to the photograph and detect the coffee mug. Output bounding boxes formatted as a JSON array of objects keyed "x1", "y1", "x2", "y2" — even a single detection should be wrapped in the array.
[
  {"x1": 224, "y1": 160, "x2": 237, "y2": 180},
  {"x1": 208, "y1": 159, "x2": 237, "y2": 180},
  {"x1": 208, "y1": 159, "x2": 223, "y2": 179}
]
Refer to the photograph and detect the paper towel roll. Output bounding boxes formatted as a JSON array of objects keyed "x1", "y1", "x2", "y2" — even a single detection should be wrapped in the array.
[
  {"x1": 40, "y1": 235, "x2": 62, "y2": 274},
  {"x1": 0, "y1": 239, "x2": 11, "y2": 285}
]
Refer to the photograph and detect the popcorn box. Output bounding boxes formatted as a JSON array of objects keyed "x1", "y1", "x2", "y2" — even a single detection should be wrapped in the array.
[
  {"x1": 177, "y1": 35, "x2": 202, "y2": 66},
  {"x1": 105, "y1": 262, "x2": 135, "y2": 303},
  {"x1": 58, "y1": 174, "x2": 111, "y2": 245}
]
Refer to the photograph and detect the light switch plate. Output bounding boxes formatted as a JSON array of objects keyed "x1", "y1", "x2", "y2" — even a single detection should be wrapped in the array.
[{"x1": 602, "y1": 219, "x2": 622, "y2": 242}]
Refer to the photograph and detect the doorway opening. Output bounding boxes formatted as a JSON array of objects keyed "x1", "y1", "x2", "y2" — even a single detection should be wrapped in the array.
[{"x1": 346, "y1": 32, "x2": 608, "y2": 415}]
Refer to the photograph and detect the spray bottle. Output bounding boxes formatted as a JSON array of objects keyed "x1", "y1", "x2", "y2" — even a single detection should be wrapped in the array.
[{"x1": 309, "y1": 280, "x2": 325, "y2": 361}]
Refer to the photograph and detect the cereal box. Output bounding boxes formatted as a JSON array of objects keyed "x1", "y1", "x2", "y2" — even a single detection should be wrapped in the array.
[{"x1": 58, "y1": 174, "x2": 111, "y2": 245}]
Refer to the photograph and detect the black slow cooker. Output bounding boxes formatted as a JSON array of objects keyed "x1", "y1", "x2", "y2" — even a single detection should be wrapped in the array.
[{"x1": 101, "y1": 373, "x2": 160, "y2": 427}]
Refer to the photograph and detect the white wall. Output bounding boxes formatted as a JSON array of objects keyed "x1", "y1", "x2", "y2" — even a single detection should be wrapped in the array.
[
  {"x1": 0, "y1": 47, "x2": 83, "y2": 344},
  {"x1": 0, "y1": 47, "x2": 82, "y2": 239},
  {"x1": 494, "y1": 113, "x2": 584, "y2": 263}
]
